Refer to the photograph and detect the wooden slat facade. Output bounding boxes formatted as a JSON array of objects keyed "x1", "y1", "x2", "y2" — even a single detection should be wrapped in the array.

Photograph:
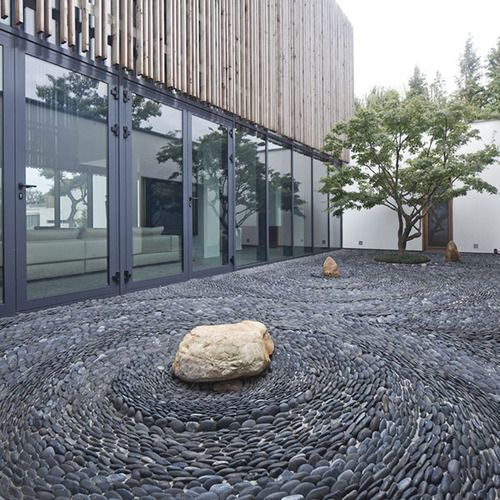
[{"x1": 8, "y1": 0, "x2": 353, "y2": 150}]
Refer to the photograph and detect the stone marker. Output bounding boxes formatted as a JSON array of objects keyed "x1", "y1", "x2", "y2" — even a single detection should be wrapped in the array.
[
  {"x1": 172, "y1": 320, "x2": 274, "y2": 383},
  {"x1": 323, "y1": 256, "x2": 340, "y2": 278},
  {"x1": 445, "y1": 241, "x2": 461, "y2": 262}
]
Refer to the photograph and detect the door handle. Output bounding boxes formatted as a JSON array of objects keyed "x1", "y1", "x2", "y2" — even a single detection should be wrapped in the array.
[{"x1": 18, "y1": 183, "x2": 37, "y2": 199}]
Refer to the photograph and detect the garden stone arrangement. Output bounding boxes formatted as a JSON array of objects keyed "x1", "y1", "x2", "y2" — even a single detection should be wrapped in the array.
[{"x1": 0, "y1": 250, "x2": 499, "y2": 500}]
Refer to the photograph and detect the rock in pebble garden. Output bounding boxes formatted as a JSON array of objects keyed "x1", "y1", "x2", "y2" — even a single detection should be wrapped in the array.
[
  {"x1": 172, "y1": 320, "x2": 274, "y2": 382},
  {"x1": 445, "y1": 241, "x2": 461, "y2": 262},
  {"x1": 322, "y1": 256, "x2": 340, "y2": 278}
]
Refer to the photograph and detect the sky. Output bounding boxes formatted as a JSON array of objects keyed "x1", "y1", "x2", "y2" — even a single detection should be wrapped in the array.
[{"x1": 336, "y1": 0, "x2": 500, "y2": 98}]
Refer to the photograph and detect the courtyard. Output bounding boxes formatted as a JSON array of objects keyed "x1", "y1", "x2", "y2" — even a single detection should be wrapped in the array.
[{"x1": 0, "y1": 250, "x2": 499, "y2": 499}]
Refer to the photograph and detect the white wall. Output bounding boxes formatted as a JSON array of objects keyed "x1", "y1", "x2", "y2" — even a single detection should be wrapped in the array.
[
  {"x1": 453, "y1": 120, "x2": 500, "y2": 253},
  {"x1": 342, "y1": 120, "x2": 500, "y2": 253}
]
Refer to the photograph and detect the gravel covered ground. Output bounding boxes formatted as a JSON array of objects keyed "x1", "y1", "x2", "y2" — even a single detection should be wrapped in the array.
[{"x1": 0, "y1": 250, "x2": 499, "y2": 500}]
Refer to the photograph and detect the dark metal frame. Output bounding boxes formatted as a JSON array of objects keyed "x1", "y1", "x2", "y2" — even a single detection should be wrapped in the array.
[
  {"x1": 0, "y1": 32, "x2": 16, "y2": 316},
  {"x1": 14, "y1": 35, "x2": 121, "y2": 312}
]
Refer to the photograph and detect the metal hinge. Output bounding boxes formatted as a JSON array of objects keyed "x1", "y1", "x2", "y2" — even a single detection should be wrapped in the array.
[
  {"x1": 110, "y1": 86, "x2": 119, "y2": 100},
  {"x1": 123, "y1": 89, "x2": 131, "y2": 103},
  {"x1": 123, "y1": 126, "x2": 131, "y2": 139},
  {"x1": 111, "y1": 124, "x2": 119, "y2": 136},
  {"x1": 229, "y1": 154, "x2": 234, "y2": 163},
  {"x1": 111, "y1": 272, "x2": 120, "y2": 284},
  {"x1": 229, "y1": 129, "x2": 234, "y2": 138},
  {"x1": 124, "y1": 270, "x2": 132, "y2": 282}
]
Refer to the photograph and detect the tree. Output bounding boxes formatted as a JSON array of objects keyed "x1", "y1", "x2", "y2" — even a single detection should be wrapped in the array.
[
  {"x1": 484, "y1": 36, "x2": 500, "y2": 117},
  {"x1": 456, "y1": 35, "x2": 485, "y2": 110},
  {"x1": 321, "y1": 88, "x2": 499, "y2": 254},
  {"x1": 407, "y1": 66, "x2": 428, "y2": 98},
  {"x1": 429, "y1": 71, "x2": 446, "y2": 103}
]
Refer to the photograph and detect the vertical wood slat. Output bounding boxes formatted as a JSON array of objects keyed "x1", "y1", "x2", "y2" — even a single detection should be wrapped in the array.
[
  {"x1": 44, "y1": 0, "x2": 52, "y2": 36},
  {"x1": 95, "y1": 0, "x2": 103, "y2": 56},
  {"x1": 127, "y1": 0, "x2": 133, "y2": 69},
  {"x1": 68, "y1": 0, "x2": 76, "y2": 46},
  {"x1": 166, "y1": 0, "x2": 174, "y2": 86},
  {"x1": 81, "y1": 0, "x2": 89, "y2": 52},
  {"x1": 136, "y1": 0, "x2": 143, "y2": 73},
  {"x1": 159, "y1": 0, "x2": 165, "y2": 83},
  {"x1": 101, "y1": 0, "x2": 108, "y2": 59},
  {"x1": 119, "y1": 0, "x2": 127, "y2": 66},
  {"x1": 1, "y1": 0, "x2": 7, "y2": 20},
  {"x1": 14, "y1": 0, "x2": 23, "y2": 24},
  {"x1": 35, "y1": 0, "x2": 44, "y2": 33},
  {"x1": 111, "y1": 0, "x2": 118, "y2": 63},
  {"x1": 152, "y1": 0, "x2": 159, "y2": 80}
]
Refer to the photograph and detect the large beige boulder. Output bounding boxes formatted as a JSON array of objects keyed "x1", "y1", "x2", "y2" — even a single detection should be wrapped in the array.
[
  {"x1": 323, "y1": 256, "x2": 340, "y2": 278},
  {"x1": 445, "y1": 241, "x2": 461, "y2": 262},
  {"x1": 172, "y1": 321, "x2": 274, "y2": 383}
]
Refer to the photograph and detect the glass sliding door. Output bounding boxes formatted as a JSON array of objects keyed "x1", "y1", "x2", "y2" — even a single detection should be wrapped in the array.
[
  {"x1": 293, "y1": 150, "x2": 312, "y2": 256},
  {"x1": 234, "y1": 128, "x2": 266, "y2": 267},
  {"x1": 130, "y1": 95, "x2": 183, "y2": 281},
  {"x1": 268, "y1": 140, "x2": 292, "y2": 261},
  {"x1": 313, "y1": 159, "x2": 329, "y2": 252},
  {"x1": 191, "y1": 116, "x2": 229, "y2": 271},
  {"x1": 24, "y1": 57, "x2": 110, "y2": 300}
]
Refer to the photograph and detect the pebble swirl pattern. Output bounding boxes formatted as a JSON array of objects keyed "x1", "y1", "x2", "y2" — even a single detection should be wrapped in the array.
[{"x1": 0, "y1": 250, "x2": 499, "y2": 500}]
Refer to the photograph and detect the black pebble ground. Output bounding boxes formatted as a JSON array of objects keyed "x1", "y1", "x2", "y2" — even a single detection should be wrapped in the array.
[{"x1": 0, "y1": 250, "x2": 499, "y2": 500}]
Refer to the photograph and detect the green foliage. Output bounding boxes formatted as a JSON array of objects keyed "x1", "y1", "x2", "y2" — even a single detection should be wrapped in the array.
[
  {"x1": 456, "y1": 35, "x2": 486, "y2": 111},
  {"x1": 407, "y1": 66, "x2": 428, "y2": 98},
  {"x1": 484, "y1": 36, "x2": 500, "y2": 118},
  {"x1": 374, "y1": 253, "x2": 431, "y2": 264},
  {"x1": 321, "y1": 88, "x2": 499, "y2": 253}
]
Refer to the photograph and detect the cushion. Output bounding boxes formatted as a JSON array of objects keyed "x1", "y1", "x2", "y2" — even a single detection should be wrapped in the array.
[{"x1": 27, "y1": 228, "x2": 81, "y2": 241}]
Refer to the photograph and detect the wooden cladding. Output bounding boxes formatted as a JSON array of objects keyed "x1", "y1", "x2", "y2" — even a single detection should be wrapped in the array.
[{"x1": 10, "y1": 0, "x2": 353, "y2": 150}]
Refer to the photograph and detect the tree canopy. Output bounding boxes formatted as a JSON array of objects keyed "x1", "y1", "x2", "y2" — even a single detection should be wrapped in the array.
[{"x1": 321, "y1": 88, "x2": 499, "y2": 253}]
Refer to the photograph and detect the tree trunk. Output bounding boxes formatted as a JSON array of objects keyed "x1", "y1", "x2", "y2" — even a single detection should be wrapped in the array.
[
  {"x1": 397, "y1": 236, "x2": 407, "y2": 255},
  {"x1": 397, "y1": 212, "x2": 406, "y2": 255}
]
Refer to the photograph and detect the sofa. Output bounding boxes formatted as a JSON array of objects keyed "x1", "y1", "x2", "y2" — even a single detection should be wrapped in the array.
[{"x1": 26, "y1": 226, "x2": 181, "y2": 281}]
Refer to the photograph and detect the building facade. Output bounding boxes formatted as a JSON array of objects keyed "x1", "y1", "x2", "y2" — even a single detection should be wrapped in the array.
[
  {"x1": 0, "y1": 0, "x2": 354, "y2": 315},
  {"x1": 342, "y1": 120, "x2": 500, "y2": 254}
]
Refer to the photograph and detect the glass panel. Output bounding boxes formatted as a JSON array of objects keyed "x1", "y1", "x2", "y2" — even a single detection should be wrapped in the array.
[
  {"x1": 191, "y1": 116, "x2": 228, "y2": 270},
  {"x1": 25, "y1": 57, "x2": 108, "y2": 300},
  {"x1": 428, "y1": 201, "x2": 450, "y2": 247},
  {"x1": 131, "y1": 96, "x2": 183, "y2": 281},
  {"x1": 313, "y1": 159, "x2": 329, "y2": 252},
  {"x1": 235, "y1": 128, "x2": 266, "y2": 267},
  {"x1": 0, "y1": 46, "x2": 3, "y2": 303},
  {"x1": 293, "y1": 151, "x2": 312, "y2": 256},
  {"x1": 268, "y1": 140, "x2": 292, "y2": 261}
]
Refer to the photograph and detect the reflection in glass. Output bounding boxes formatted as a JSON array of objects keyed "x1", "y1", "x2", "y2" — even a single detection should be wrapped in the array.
[
  {"x1": 235, "y1": 129, "x2": 266, "y2": 267},
  {"x1": 313, "y1": 159, "x2": 329, "y2": 251},
  {"x1": 428, "y1": 201, "x2": 450, "y2": 247},
  {"x1": 268, "y1": 140, "x2": 293, "y2": 261},
  {"x1": 0, "y1": 47, "x2": 3, "y2": 302},
  {"x1": 293, "y1": 151, "x2": 312, "y2": 256},
  {"x1": 192, "y1": 116, "x2": 228, "y2": 270},
  {"x1": 25, "y1": 57, "x2": 108, "y2": 300},
  {"x1": 131, "y1": 96, "x2": 183, "y2": 281}
]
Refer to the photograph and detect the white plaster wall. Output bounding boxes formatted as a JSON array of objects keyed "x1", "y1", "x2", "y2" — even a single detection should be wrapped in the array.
[
  {"x1": 453, "y1": 120, "x2": 500, "y2": 253},
  {"x1": 342, "y1": 120, "x2": 500, "y2": 253},
  {"x1": 342, "y1": 205, "x2": 422, "y2": 251}
]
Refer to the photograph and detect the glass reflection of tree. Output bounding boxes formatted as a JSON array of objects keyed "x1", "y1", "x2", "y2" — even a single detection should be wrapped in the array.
[
  {"x1": 157, "y1": 129, "x2": 304, "y2": 235},
  {"x1": 35, "y1": 75, "x2": 162, "y2": 227}
]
